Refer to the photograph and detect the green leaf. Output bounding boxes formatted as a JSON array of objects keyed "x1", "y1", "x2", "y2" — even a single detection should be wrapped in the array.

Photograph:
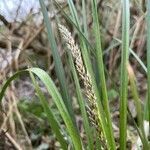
[
  {"x1": 39, "y1": 0, "x2": 75, "y2": 121},
  {"x1": 29, "y1": 68, "x2": 83, "y2": 150},
  {"x1": 119, "y1": 1, "x2": 130, "y2": 149},
  {"x1": 0, "y1": 68, "x2": 83, "y2": 150},
  {"x1": 91, "y1": 0, "x2": 116, "y2": 149}
]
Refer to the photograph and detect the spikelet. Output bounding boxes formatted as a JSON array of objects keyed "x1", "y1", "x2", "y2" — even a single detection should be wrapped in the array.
[{"x1": 58, "y1": 24, "x2": 107, "y2": 148}]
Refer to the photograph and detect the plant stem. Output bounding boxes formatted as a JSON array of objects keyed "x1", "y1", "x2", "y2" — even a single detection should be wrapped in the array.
[
  {"x1": 119, "y1": 0, "x2": 130, "y2": 149},
  {"x1": 92, "y1": 0, "x2": 116, "y2": 149}
]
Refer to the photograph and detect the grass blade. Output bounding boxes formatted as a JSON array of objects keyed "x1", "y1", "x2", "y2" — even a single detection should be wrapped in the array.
[
  {"x1": 30, "y1": 68, "x2": 83, "y2": 149},
  {"x1": 39, "y1": 0, "x2": 75, "y2": 120},
  {"x1": 91, "y1": 0, "x2": 116, "y2": 149},
  {"x1": 67, "y1": 51, "x2": 94, "y2": 149},
  {"x1": 119, "y1": 0, "x2": 130, "y2": 149},
  {"x1": 29, "y1": 71, "x2": 68, "y2": 149},
  {"x1": 0, "y1": 70, "x2": 27, "y2": 102},
  {"x1": 0, "y1": 68, "x2": 83, "y2": 150}
]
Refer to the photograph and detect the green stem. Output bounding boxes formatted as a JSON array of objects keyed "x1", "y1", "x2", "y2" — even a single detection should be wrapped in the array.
[
  {"x1": 68, "y1": 51, "x2": 94, "y2": 149},
  {"x1": 92, "y1": 0, "x2": 116, "y2": 149},
  {"x1": 119, "y1": 0, "x2": 130, "y2": 149}
]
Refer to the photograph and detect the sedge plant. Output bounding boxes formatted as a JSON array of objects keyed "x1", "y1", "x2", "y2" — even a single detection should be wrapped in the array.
[{"x1": 0, "y1": 0, "x2": 150, "y2": 149}]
